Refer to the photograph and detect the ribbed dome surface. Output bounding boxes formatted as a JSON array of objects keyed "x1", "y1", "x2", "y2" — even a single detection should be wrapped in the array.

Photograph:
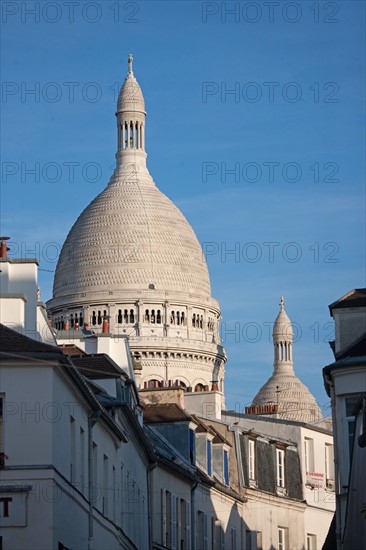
[
  {"x1": 252, "y1": 374, "x2": 323, "y2": 423},
  {"x1": 52, "y1": 177, "x2": 211, "y2": 301},
  {"x1": 273, "y1": 308, "x2": 293, "y2": 339},
  {"x1": 117, "y1": 72, "x2": 145, "y2": 113}
]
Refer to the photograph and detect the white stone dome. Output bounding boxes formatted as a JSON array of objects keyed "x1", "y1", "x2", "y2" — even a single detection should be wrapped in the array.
[
  {"x1": 252, "y1": 373, "x2": 323, "y2": 424},
  {"x1": 47, "y1": 56, "x2": 226, "y2": 400},
  {"x1": 52, "y1": 175, "x2": 211, "y2": 302}
]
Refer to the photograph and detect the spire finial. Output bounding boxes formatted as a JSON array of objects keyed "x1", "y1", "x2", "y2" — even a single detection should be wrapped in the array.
[
  {"x1": 279, "y1": 296, "x2": 285, "y2": 311},
  {"x1": 128, "y1": 53, "x2": 133, "y2": 74}
]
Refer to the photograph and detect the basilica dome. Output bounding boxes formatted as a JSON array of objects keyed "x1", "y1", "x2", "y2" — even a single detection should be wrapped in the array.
[
  {"x1": 51, "y1": 56, "x2": 211, "y2": 306},
  {"x1": 47, "y1": 55, "x2": 226, "y2": 397},
  {"x1": 252, "y1": 298, "x2": 323, "y2": 423},
  {"x1": 52, "y1": 178, "x2": 211, "y2": 302}
]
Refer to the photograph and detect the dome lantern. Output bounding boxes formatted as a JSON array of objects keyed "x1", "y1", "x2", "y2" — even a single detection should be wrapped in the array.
[{"x1": 116, "y1": 54, "x2": 147, "y2": 168}]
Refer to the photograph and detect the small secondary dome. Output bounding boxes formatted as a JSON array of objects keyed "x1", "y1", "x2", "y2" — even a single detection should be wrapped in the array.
[{"x1": 252, "y1": 297, "x2": 323, "y2": 424}]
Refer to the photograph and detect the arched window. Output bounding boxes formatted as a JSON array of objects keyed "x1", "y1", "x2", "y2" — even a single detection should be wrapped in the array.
[
  {"x1": 195, "y1": 383, "x2": 204, "y2": 392},
  {"x1": 192, "y1": 314, "x2": 196, "y2": 328},
  {"x1": 118, "y1": 310, "x2": 123, "y2": 324},
  {"x1": 151, "y1": 310, "x2": 156, "y2": 323},
  {"x1": 147, "y1": 379, "x2": 159, "y2": 389},
  {"x1": 135, "y1": 122, "x2": 139, "y2": 148},
  {"x1": 145, "y1": 309, "x2": 150, "y2": 322},
  {"x1": 130, "y1": 309, "x2": 135, "y2": 323},
  {"x1": 124, "y1": 123, "x2": 128, "y2": 148},
  {"x1": 70, "y1": 314, "x2": 74, "y2": 328},
  {"x1": 130, "y1": 122, "x2": 133, "y2": 148},
  {"x1": 170, "y1": 311, "x2": 175, "y2": 324},
  {"x1": 156, "y1": 310, "x2": 161, "y2": 324},
  {"x1": 200, "y1": 315, "x2": 203, "y2": 329},
  {"x1": 181, "y1": 312, "x2": 185, "y2": 325},
  {"x1": 79, "y1": 312, "x2": 83, "y2": 327},
  {"x1": 92, "y1": 311, "x2": 97, "y2": 326},
  {"x1": 97, "y1": 310, "x2": 102, "y2": 325},
  {"x1": 177, "y1": 380, "x2": 187, "y2": 389},
  {"x1": 176, "y1": 311, "x2": 180, "y2": 325}
]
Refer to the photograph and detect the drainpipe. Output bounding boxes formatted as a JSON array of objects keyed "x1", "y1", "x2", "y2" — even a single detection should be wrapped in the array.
[
  {"x1": 191, "y1": 478, "x2": 198, "y2": 550},
  {"x1": 88, "y1": 410, "x2": 101, "y2": 550},
  {"x1": 147, "y1": 461, "x2": 157, "y2": 550}
]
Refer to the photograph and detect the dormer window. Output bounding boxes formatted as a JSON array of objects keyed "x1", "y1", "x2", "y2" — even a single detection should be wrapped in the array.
[
  {"x1": 248, "y1": 439, "x2": 256, "y2": 485},
  {"x1": 194, "y1": 428, "x2": 214, "y2": 476},
  {"x1": 276, "y1": 448, "x2": 285, "y2": 489},
  {"x1": 212, "y1": 436, "x2": 231, "y2": 486}
]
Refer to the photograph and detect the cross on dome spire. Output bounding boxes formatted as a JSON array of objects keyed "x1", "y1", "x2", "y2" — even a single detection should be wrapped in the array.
[
  {"x1": 279, "y1": 296, "x2": 285, "y2": 311},
  {"x1": 128, "y1": 53, "x2": 133, "y2": 74}
]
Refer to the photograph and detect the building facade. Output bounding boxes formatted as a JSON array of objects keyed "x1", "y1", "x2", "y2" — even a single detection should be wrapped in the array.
[{"x1": 323, "y1": 289, "x2": 366, "y2": 550}]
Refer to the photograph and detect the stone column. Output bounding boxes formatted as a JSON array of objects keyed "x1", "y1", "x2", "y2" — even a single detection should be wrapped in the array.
[
  {"x1": 164, "y1": 301, "x2": 169, "y2": 337},
  {"x1": 187, "y1": 306, "x2": 192, "y2": 340},
  {"x1": 137, "y1": 300, "x2": 143, "y2": 336}
]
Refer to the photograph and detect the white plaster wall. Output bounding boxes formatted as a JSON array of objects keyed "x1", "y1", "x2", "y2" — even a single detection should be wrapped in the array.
[
  {"x1": 184, "y1": 391, "x2": 223, "y2": 420},
  {"x1": 195, "y1": 486, "x2": 247, "y2": 549},
  {"x1": 243, "y1": 491, "x2": 306, "y2": 550},
  {"x1": 0, "y1": 357, "x2": 149, "y2": 550},
  {"x1": 150, "y1": 464, "x2": 192, "y2": 548},
  {"x1": 0, "y1": 261, "x2": 38, "y2": 335},
  {"x1": 0, "y1": 297, "x2": 25, "y2": 329}
]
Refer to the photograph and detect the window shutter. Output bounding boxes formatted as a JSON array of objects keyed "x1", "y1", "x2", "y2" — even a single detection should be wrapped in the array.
[
  {"x1": 221, "y1": 521, "x2": 225, "y2": 550},
  {"x1": 177, "y1": 498, "x2": 181, "y2": 550},
  {"x1": 204, "y1": 514, "x2": 208, "y2": 550},
  {"x1": 171, "y1": 493, "x2": 177, "y2": 550},
  {"x1": 162, "y1": 489, "x2": 167, "y2": 546},
  {"x1": 186, "y1": 501, "x2": 191, "y2": 550},
  {"x1": 215, "y1": 519, "x2": 225, "y2": 550}
]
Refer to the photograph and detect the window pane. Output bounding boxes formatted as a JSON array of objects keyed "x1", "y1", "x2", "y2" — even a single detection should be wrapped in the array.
[{"x1": 345, "y1": 396, "x2": 359, "y2": 416}]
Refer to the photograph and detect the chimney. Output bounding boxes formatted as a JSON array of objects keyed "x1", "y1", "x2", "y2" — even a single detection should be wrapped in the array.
[
  {"x1": 102, "y1": 317, "x2": 109, "y2": 334},
  {"x1": 0, "y1": 237, "x2": 10, "y2": 258}
]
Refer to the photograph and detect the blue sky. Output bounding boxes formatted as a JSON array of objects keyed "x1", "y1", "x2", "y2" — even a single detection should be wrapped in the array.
[{"x1": 1, "y1": 1, "x2": 365, "y2": 413}]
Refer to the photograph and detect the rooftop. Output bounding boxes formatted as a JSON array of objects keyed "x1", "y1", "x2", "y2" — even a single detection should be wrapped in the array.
[{"x1": 329, "y1": 288, "x2": 366, "y2": 312}]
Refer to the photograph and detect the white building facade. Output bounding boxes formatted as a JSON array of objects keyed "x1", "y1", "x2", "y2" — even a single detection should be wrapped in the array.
[{"x1": 323, "y1": 289, "x2": 366, "y2": 549}]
